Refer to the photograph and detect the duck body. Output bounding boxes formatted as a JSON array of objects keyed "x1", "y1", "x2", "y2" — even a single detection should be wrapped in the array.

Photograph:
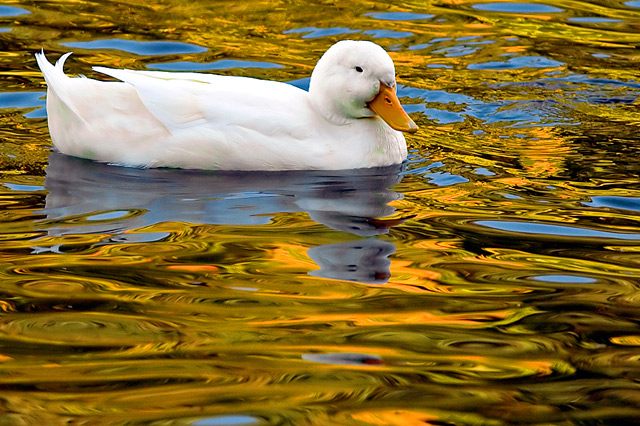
[{"x1": 36, "y1": 41, "x2": 417, "y2": 171}]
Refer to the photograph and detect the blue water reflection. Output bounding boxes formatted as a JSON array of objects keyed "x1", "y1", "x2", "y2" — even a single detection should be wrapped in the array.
[
  {"x1": 0, "y1": 92, "x2": 46, "y2": 117},
  {"x1": 586, "y1": 196, "x2": 640, "y2": 212},
  {"x1": 366, "y1": 12, "x2": 435, "y2": 21},
  {"x1": 477, "y1": 220, "x2": 640, "y2": 240},
  {"x1": 0, "y1": 6, "x2": 30, "y2": 16},
  {"x1": 568, "y1": 17, "x2": 622, "y2": 23},
  {"x1": 363, "y1": 29, "x2": 413, "y2": 39},
  {"x1": 468, "y1": 56, "x2": 564, "y2": 70},
  {"x1": 0, "y1": 92, "x2": 45, "y2": 109},
  {"x1": 4, "y1": 183, "x2": 45, "y2": 192},
  {"x1": 61, "y1": 39, "x2": 207, "y2": 55},
  {"x1": 472, "y1": 2, "x2": 563, "y2": 13},
  {"x1": 148, "y1": 60, "x2": 284, "y2": 71},
  {"x1": 193, "y1": 415, "x2": 259, "y2": 426},
  {"x1": 283, "y1": 27, "x2": 360, "y2": 39},
  {"x1": 284, "y1": 26, "x2": 415, "y2": 40},
  {"x1": 532, "y1": 275, "x2": 597, "y2": 284},
  {"x1": 41, "y1": 153, "x2": 406, "y2": 284}
]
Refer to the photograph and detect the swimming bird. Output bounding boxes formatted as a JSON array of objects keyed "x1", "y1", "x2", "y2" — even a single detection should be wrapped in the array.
[{"x1": 35, "y1": 40, "x2": 418, "y2": 171}]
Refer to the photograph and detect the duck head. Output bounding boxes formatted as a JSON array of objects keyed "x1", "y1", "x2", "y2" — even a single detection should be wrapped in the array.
[{"x1": 309, "y1": 40, "x2": 418, "y2": 133}]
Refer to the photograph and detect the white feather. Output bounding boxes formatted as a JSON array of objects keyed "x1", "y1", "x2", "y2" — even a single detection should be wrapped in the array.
[{"x1": 35, "y1": 40, "x2": 412, "y2": 170}]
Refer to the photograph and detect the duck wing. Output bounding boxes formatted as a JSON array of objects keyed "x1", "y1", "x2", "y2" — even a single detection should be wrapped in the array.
[{"x1": 93, "y1": 67, "x2": 313, "y2": 138}]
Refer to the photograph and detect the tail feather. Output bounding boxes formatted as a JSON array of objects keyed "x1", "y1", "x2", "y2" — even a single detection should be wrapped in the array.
[
  {"x1": 35, "y1": 51, "x2": 86, "y2": 124},
  {"x1": 35, "y1": 50, "x2": 71, "y2": 88}
]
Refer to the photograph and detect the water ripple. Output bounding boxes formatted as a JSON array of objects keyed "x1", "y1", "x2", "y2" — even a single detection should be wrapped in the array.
[
  {"x1": 471, "y1": 3, "x2": 564, "y2": 13},
  {"x1": 61, "y1": 39, "x2": 207, "y2": 55},
  {"x1": 4, "y1": 0, "x2": 640, "y2": 424},
  {"x1": 0, "y1": 312, "x2": 183, "y2": 348}
]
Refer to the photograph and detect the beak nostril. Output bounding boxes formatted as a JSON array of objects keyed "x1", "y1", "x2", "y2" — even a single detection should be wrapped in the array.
[{"x1": 369, "y1": 81, "x2": 418, "y2": 133}]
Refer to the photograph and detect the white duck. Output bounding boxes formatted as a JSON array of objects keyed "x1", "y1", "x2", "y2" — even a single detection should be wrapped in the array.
[{"x1": 35, "y1": 40, "x2": 418, "y2": 171}]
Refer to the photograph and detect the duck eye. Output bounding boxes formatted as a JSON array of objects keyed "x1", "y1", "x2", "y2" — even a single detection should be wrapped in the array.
[{"x1": 354, "y1": 66, "x2": 364, "y2": 73}]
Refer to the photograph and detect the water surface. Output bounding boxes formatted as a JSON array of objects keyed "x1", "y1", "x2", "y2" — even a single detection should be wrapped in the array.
[{"x1": 2, "y1": 0, "x2": 640, "y2": 424}]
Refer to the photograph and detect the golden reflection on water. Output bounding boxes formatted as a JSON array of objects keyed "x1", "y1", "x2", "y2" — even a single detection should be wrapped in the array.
[{"x1": 2, "y1": 0, "x2": 640, "y2": 424}]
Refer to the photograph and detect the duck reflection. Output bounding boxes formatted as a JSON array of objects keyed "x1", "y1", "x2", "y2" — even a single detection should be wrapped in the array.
[{"x1": 43, "y1": 153, "x2": 406, "y2": 283}]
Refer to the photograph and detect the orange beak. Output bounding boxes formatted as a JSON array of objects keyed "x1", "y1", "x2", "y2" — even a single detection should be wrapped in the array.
[{"x1": 367, "y1": 83, "x2": 419, "y2": 133}]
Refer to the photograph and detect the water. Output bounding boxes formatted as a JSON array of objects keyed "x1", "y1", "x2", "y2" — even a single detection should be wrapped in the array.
[{"x1": 2, "y1": 0, "x2": 640, "y2": 424}]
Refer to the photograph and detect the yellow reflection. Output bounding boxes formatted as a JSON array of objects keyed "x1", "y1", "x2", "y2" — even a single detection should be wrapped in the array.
[
  {"x1": 610, "y1": 335, "x2": 640, "y2": 346},
  {"x1": 350, "y1": 410, "x2": 438, "y2": 426}
]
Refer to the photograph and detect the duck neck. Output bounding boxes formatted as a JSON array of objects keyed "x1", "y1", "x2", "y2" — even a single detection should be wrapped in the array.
[
  {"x1": 308, "y1": 89, "x2": 354, "y2": 126},
  {"x1": 308, "y1": 63, "x2": 359, "y2": 126}
]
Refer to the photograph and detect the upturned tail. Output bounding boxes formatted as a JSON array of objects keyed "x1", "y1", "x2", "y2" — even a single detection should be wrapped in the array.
[
  {"x1": 35, "y1": 51, "x2": 71, "y2": 96},
  {"x1": 35, "y1": 51, "x2": 88, "y2": 126}
]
